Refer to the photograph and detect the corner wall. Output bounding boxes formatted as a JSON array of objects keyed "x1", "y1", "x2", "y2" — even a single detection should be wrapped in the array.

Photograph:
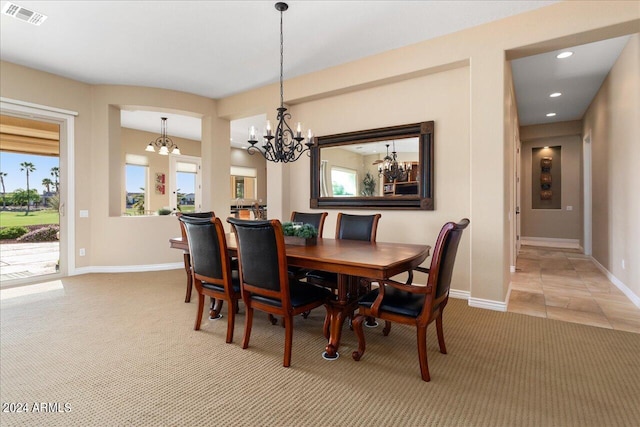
[{"x1": 583, "y1": 33, "x2": 639, "y2": 300}]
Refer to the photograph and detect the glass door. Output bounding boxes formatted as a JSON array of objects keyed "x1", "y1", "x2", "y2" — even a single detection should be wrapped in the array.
[{"x1": 0, "y1": 115, "x2": 61, "y2": 284}]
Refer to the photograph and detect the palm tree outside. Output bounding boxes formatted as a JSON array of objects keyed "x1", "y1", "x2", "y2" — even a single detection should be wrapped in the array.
[
  {"x1": 19, "y1": 162, "x2": 36, "y2": 215},
  {"x1": 42, "y1": 178, "x2": 53, "y2": 193},
  {"x1": 0, "y1": 171, "x2": 7, "y2": 210},
  {"x1": 50, "y1": 166, "x2": 59, "y2": 194}
]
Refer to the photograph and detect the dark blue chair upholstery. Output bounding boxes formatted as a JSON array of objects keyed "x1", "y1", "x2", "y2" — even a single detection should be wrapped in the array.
[
  {"x1": 179, "y1": 215, "x2": 241, "y2": 343},
  {"x1": 351, "y1": 218, "x2": 470, "y2": 382},
  {"x1": 227, "y1": 218, "x2": 331, "y2": 367},
  {"x1": 305, "y1": 213, "x2": 381, "y2": 288},
  {"x1": 177, "y1": 211, "x2": 215, "y2": 303}
]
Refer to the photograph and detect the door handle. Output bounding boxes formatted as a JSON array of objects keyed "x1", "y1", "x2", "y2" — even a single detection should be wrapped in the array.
[{"x1": 59, "y1": 202, "x2": 65, "y2": 217}]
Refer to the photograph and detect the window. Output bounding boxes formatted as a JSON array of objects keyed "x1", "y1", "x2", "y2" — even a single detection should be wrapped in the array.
[
  {"x1": 125, "y1": 160, "x2": 148, "y2": 215},
  {"x1": 175, "y1": 162, "x2": 197, "y2": 212},
  {"x1": 331, "y1": 167, "x2": 357, "y2": 197},
  {"x1": 170, "y1": 156, "x2": 201, "y2": 213}
]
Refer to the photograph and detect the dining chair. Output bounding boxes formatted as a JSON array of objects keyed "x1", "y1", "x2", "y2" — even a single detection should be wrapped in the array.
[
  {"x1": 287, "y1": 211, "x2": 328, "y2": 280},
  {"x1": 177, "y1": 211, "x2": 214, "y2": 302},
  {"x1": 178, "y1": 215, "x2": 242, "y2": 343},
  {"x1": 305, "y1": 213, "x2": 381, "y2": 291},
  {"x1": 227, "y1": 218, "x2": 332, "y2": 367},
  {"x1": 351, "y1": 218, "x2": 470, "y2": 382}
]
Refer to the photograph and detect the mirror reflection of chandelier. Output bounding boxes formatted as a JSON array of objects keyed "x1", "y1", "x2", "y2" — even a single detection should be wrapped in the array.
[
  {"x1": 145, "y1": 117, "x2": 181, "y2": 156},
  {"x1": 378, "y1": 141, "x2": 407, "y2": 182}
]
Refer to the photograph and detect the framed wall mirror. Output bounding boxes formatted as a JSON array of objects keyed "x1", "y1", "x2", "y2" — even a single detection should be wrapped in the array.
[{"x1": 310, "y1": 121, "x2": 434, "y2": 210}]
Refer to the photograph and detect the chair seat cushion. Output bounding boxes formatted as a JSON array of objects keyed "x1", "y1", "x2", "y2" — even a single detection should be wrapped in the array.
[
  {"x1": 358, "y1": 287, "x2": 425, "y2": 318},
  {"x1": 253, "y1": 280, "x2": 331, "y2": 308},
  {"x1": 305, "y1": 270, "x2": 338, "y2": 284},
  {"x1": 202, "y1": 270, "x2": 241, "y2": 294}
]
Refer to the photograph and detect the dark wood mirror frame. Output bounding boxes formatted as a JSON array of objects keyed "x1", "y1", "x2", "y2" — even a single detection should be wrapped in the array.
[{"x1": 310, "y1": 121, "x2": 434, "y2": 210}]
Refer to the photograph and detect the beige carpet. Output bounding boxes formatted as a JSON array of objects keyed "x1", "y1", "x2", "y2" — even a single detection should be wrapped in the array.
[{"x1": 1, "y1": 270, "x2": 639, "y2": 427}]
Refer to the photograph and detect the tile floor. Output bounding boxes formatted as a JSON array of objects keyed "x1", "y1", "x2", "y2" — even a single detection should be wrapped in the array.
[{"x1": 508, "y1": 245, "x2": 640, "y2": 333}]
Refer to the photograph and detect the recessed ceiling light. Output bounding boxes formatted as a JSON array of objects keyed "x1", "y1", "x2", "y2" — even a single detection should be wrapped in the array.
[
  {"x1": 549, "y1": 92, "x2": 562, "y2": 98},
  {"x1": 556, "y1": 51, "x2": 573, "y2": 59},
  {"x1": 546, "y1": 113, "x2": 557, "y2": 117}
]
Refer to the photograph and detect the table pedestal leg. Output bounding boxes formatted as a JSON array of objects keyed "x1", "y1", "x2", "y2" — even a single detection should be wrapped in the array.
[{"x1": 323, "y1": 274, "x2": 357, "y2": 360}]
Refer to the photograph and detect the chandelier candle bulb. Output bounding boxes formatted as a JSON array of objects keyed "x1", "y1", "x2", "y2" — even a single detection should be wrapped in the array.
[
  {"x1": 296, "y1": 122, "x2": 302, "y2": 138},
  {"x1": 265, "y1": 121, "x2": 272, "y2": 137},
  {"x1": 249, "y1": 126, "x2": 257, "y2": 142}
]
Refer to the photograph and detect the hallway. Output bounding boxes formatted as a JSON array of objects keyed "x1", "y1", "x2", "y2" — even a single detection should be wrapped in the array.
[{"x1": 508, "y1": 245, "x2": 640, "y2": 333}]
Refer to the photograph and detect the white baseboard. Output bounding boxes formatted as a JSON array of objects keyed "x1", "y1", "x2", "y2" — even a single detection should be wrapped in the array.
[
  {"x1": 521, "y1": 236, "x2": 581, "y2": 250},
  {"x1": 449, "y1": 289, "x2": 470, "y2": 300},
  {"x1": 590, "y1": 257, "x2": 640, "y2": 309},
  {"x1": 72, "y1": 262, "x2": 183, "y2": 275},
  {"x1": 451, "y1": 289, "x2": 510, "y2": 312},
  {"x1": 469, "y1": 296, "x2": 508, "y2": 312}
]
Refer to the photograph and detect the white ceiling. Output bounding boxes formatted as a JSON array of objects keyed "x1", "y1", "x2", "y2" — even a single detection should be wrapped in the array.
[
  {"x1": 1, "y1": 1, "x2": 630, "y2": 146},
  {"x1": 511, "y1": 35, "x2": 630, "y2": 126}
]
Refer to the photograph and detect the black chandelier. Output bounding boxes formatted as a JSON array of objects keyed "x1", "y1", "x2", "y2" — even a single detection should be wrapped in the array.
[
  {"x1": 145, "y1": 117, "x2": 181, "y2": 155},
  {"x1": 378, "y1": 142, "x2": 408, "y2": 182},
  {"x1": 247, "y1": 2, "x2": 313, "y2": 163}
]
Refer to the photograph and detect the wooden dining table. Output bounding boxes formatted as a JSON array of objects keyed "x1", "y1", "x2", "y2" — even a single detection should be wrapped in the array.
[{"x1": 170, "y1": 234, "x2": 430, "y2": 359}]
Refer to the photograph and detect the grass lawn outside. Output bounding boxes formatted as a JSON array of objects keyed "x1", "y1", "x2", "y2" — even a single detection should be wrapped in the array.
[{"x1": 0, "y1": 210, "x2": 60, "y2": 228}]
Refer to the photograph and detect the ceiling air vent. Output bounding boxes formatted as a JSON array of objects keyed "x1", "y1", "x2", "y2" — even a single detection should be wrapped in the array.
[{"x1": 2, "y1": 2, "x2": 47, "y2": 26}]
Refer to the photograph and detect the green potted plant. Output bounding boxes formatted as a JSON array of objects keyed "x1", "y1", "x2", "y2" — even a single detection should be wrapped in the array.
[{"x1": 282, "y1": 221, "x2": 318, "y2": 246}]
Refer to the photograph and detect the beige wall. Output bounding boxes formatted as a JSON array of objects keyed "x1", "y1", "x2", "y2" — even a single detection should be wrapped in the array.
[
  {"x1": 520, "y1": 135, "x2": 583, "y2": 240},
  {"x1": 583, "y1": 33, "x2": 639, "y2": 295},
  {"x1": 1, "y1": 1, "x2": 637, "y2": 304},
  {"x1": 288, "y1": 67, "x2": 472, "y2": 292}
]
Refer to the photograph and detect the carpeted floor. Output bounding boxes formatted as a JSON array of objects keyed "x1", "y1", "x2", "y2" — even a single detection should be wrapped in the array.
[{"x1": 1, "y1": 270, "x2": 639, "y2": 426}]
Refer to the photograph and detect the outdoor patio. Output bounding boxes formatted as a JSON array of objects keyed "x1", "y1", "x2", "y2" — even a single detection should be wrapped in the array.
[{"x1": 0, "y1": 242, "x2": 59, "y2": 284}]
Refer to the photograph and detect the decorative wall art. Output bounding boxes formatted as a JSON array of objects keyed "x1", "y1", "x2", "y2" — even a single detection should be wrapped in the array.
[
  {"x1": 540, "y1": 157, "x2": 552, "y2": 200},
  {"x1": 155, "y1": 172, "x2": 165, "y2": 195},
  {"x1": 532, "y1": 146, "x2": 561, "y2": 209}
]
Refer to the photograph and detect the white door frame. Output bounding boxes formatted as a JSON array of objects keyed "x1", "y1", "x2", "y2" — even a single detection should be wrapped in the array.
[
  {"x1": 583, "y1": 130, "x2": 592, "y2": 255},
  {"x1": 1, "y1": 97, "x2": 77, "y2": 279}
]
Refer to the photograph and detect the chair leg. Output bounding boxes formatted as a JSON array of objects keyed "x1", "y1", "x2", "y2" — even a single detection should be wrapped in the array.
[
  {"x1": 225, "y1": 299, "x2": 235, "y2": 344},
  {"x1": 194, "y1": 292, "x2": 204, "y2": 331},
  {"x1": 382, "y1": 320, "x2": 392, "y2": 336},
  {"x1": 184, "y1": 254, "x2": 192, "y2": 303},
  {"x1": 351, "y1": 314, "x2": 366, "y2": 361},
  {"x1": 242, "y1": 306, "x2": 254, "y2": 350},
  {"x1": 283, "y1": 315, "x2": 293, "y2": 367},
  {"x1": 436, "y1": 313, "x2": 447, "y2": 354},
  {"x1": 416, "y1": 326, "x2": 431, "y2": 382}
]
